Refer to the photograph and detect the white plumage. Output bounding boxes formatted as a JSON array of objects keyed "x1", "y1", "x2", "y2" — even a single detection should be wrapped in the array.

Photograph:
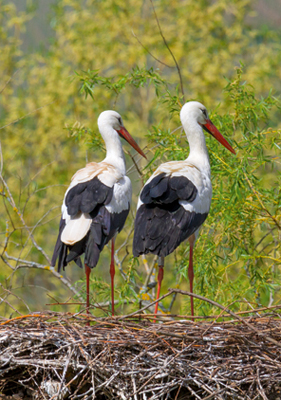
[
  {"x1": 105, "y1": 176, "x2": 132, "y2": 214},
  {"x1": 61, "y1": 212, "x2": 91, "y2": 245}
]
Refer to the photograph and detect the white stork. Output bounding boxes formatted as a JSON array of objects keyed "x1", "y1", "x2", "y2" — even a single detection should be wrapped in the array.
[
  {"x1": 52, "y1": 110, "x2": 146, "y2": 316},
  {"x1": 133, "y1": 101, "x2": 235, "y2": 317}
]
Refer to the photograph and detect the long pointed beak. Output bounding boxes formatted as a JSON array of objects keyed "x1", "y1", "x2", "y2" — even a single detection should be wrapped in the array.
[
  {"x1": 117, "y1": 127, "x2": 147, "y2": 159},
  {"x1": 203, "y1": 120, "x2": 236, "y2": 155}
]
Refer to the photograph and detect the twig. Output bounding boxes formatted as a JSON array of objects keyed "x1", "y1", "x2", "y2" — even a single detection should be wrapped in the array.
[
  {"x1": 120, "y1": 288, "x2": 281, "y2": 348},
  {"x1": 55, "y1": 347, "x2": 73, "y2": 400},
  {"x1": 149, "y1": 0, "x2": 185, "y2": 101},
  {"x1": 243, "y1": 171, "x2": 281, "y2": 230},
  {"x1": 0, "y1": 173, "x2": 51, "y2": 264},
  {"x1": 202, "y1": 389, "x2": 225, "y2": 400},
  {"x1": 0, "y1": 141, "x2": 3, "y2": 175},
  {"x1": 0, "y1": 69, "x2": 20, "y2": 95},
  {"x1": 0, "y1": 101, "x2": 56, "y2": 131},
  {"x1": 118, "y1": 290, "x2": 171, "y2": 320},
  {"x1": 3, "y1": 254, "x2": 84, "y2": 302},
  {"x1": 169, "y1": 288, "x2": 281, "y2": 349},
  {"x1": 143, "y1": 256, "x2": 157, "y2": 287},
  {"x1": 0, "y1": 283, "x2": 31, "y2": 314},
  {"x1": 132, "y1": 31, "x2": 173, "y2": 68},
  {"x1": 0, "y1": 296, "x2": 22, "y2": 316},
  {"x1": 257, "y1": 366, "x2": 269, "y2": 400},
  {"x1": 123, "y1": 147, "x2": 145, "y2": 177}
]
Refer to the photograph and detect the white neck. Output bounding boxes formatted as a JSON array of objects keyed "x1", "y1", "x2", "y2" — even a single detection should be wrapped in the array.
[
  {"x1": 183, "y1": 119, "x2": 211, "y2": 176},
  {"x1": 101, "y1": 125, "x2": 126, "y2": 175}
]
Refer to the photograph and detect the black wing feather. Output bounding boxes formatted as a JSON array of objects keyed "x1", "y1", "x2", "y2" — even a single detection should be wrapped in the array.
[
  {"x1": 65, "y1": 177, "x2": 114, "y2": 216},
  {"x1": 149, "y1": 176, "x2": 169, "y2": 199},
  {"x1": 52, "y1": 176, "x2": 129, "y2": 271},
  {"x1": 133, "y1": 173, "x2": 208, "y2": 257}
]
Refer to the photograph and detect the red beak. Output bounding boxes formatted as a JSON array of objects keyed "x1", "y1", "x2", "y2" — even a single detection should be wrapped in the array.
[
  {"x1": 203, "y1": 120, "x2": 236, "y2": 155},
  {"x1": 117, "y1": 127, "x2": 147, "y2": 159}
]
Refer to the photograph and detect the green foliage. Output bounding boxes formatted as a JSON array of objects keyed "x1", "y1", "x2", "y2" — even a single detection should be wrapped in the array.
[
  {"x1": 0, "y1": 0, "x2": 281, "y2": 317},
  {"x1": 77, "y1": 66, "x2": 166, "y2": 101}
]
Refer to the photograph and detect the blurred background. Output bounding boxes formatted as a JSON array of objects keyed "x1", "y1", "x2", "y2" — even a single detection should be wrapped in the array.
[{"x1": 0, "y1": 0, "x2": 280, "y2": 318}]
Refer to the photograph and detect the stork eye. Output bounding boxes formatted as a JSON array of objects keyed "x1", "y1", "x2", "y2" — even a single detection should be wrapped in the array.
[
  {"x1": 201, "y1": 109, "x2": 208, "y2": 118},
  {"x1": 118, "y1": 117, "x2": 122, "y2": 125}
]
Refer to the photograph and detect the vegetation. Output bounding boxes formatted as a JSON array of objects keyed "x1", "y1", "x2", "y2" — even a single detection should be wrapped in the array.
[{"x1": 0, "y1": 0, "x2": 280, "y2": 318}]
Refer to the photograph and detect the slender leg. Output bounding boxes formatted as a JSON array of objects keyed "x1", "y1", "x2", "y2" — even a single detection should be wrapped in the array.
[
  {"x1": 188, "y1": 238, "x2": 195, "y2": 319},
  {"x1": 154, "y1": 256, "x2": 164, "y2": 321},
  {"x1": 85, "y1": 263, "x2": 91, "y2": 321},
  {"x1": 110, "y1": 237, "x2": 115, "y2": 316}
]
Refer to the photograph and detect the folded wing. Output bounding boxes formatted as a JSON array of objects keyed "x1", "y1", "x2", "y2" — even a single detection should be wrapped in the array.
[
  {"x1": 133, "y1": 172, "x2": 208, "y2": 258},
  {"x1": 52, "y1": 173, "x2": 130, "y2": 272}
]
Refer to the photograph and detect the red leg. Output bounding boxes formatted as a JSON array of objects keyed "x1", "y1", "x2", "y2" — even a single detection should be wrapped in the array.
[
  {"x1": 110, "y1": 238, "x2": 115, "y2": 316},
  {"x1": 188, "y1": 242, "x2": 194, "y2": 320},
  {"x1": 85, "y1": 263, "x2": 91, "y2": 323},
  {"x1": 154, "y1": 257, "x2": 164, "y2": 322}
]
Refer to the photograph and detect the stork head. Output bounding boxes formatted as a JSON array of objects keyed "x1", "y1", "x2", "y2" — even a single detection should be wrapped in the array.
[
  {"x1": 98, "y1": 110, "x2": 124, "y2": 132},
  {"x1": 180, "y1": 101, "x2": 210, "y2": 126},
  {"x1": 180, "y1": 101, "x2": 236, "y2": 155},
  {"x1": 98, "y1": 110, "x2": 146, "y2": 158}
]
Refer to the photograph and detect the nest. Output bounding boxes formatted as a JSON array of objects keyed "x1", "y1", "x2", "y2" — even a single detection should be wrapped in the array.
[{"x1": 1, "y1": 300, "x2": 281, "y2": 400}]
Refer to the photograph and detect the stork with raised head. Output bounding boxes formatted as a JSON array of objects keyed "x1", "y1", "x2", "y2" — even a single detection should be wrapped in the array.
[
  {"x1": 52, "y1": 110, "x2": 146, "y2": 316},
  {"x1": 133, "y1": 101, "x2": 235, "y2": 318}
]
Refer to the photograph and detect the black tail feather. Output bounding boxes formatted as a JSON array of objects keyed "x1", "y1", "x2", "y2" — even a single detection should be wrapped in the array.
[
  {"x1": 51, "y1": 218, "x2": 66, "y2": 268},
  {"x1": 85, "y1": 235, "x2": 101, "y2": 269},
  {"x1": 57, "y1": 243, "x2": 68, "y2": 272}
]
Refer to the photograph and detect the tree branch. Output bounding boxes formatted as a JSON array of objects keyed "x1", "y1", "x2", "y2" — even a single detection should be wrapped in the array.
[
  {"x1": 0, "y1": 101, "x2": 56, "y2": 131},
  {"x1": 3, "y1": 253, "x2": 84, "y2": 303},
  {"x1": 150, "y1": 0, "x2": 185, "y2": 101},
  {"x1": 132, "y1": 30, "x2": 174, "y2": 69}
]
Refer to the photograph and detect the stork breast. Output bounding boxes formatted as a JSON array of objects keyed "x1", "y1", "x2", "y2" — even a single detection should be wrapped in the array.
[{"x1": 105, "y1": 176, "x2": 132, "y2": 214}]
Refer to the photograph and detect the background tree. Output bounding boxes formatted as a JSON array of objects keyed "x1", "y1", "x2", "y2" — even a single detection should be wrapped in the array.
[{"x1": 0, "y1": 0, "x2": 280, "y2": 317}]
